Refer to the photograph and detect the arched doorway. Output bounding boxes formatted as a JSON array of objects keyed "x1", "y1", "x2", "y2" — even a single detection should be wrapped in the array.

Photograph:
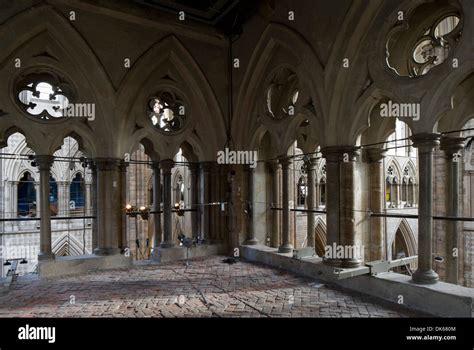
[{"x1": 391, "y1": 219, "x2": 417, "y2": 274}]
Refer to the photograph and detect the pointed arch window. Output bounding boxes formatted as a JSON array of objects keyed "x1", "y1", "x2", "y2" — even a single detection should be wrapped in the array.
[
  {"x1": 297, "y1": 176, "x2": 307, "y2": 207},
  {"x1": 174, "y1": 174, "x2": 185, "y2": 205},
  {"x1": 319, "y1": 177, "x2": 326, "y2": 207},
  {"x1": 386, "y1": 165, "x2": 400, "y2": 208},
  {"x1": 70, "y1": 173, "x2": 85, "y2": 213},
  {"x1": 49, "y1": 176, "x2": 58, "y2": 216},
  {"x1": 17, "y1": 172, "x2": 36, "y2": 217},
  {"x1": 401, "y1": 177, "x2": 408, "y2": 203}
]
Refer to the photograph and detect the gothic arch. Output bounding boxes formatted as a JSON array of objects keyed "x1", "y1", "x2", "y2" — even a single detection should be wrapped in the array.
[
  {"x1": 386, "y1": 159, "x2": 403, "y2": 180},
  {"x1": 17, "y1": 169, "x2": 36, "y2": 182},
  {"x1": 0, "y1": 126, "x2": 37, "y2": 153},
  {"x1": 437, "y1": 72, "x2": 474, "y2": 133},
  {"x1": 179, "y1": 141, "x2": 199, "y2": 163},
  {"x1": 116, "y1": 35, "x2": 225, "y2": 160},
  {"x1": 2, "y1": 132, "x2": 36, "y2": 182},
  {"x1": 363, "y1": 0, "x2": 470, "y2": 135},
  {"x1": 233, "y1": 23, "x2": 325, "y2": 150},
  {"x1": 391, "y1": 218, "x2": 417, "y2": 258},
  {"x1": 70, "y1": 170, "x2": 85, "y2": 183},
  {"x1": 49, "y1": 129, "x2": 96, "y2": 158},
  {"x1": 402, "y1": 159, "x2": 418, "y2": 180},
  {"x1": 0, "y1": 5, "x2": 115, "y2": 156},
  {"x1": 354, "y1": 92, "x2": 403, "y2": 146}
]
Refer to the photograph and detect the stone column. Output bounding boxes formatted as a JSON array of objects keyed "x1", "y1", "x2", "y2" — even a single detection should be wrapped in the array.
[
  {"x1": 36, "y1": 155, "x2": 55, "y2": 261},
  {"x1": 321, "y1": 148, "x2": 341, "y2": 266},
  {"x1": 315, "y1": 177, "x2": 320, "y2": 208},
  {"x1": 411, "y1": 133, "x2": 440, "y2": 284},
  {"x1": 278, "y1": 157, "x2": 293, "y2": 253},
  {"x1": 57, "y1": 182, "x2": 68, "y2": 217},
  {"x1": 12, "y1": 181, "x2": 18, "y2": 217},
  {"x1": 151, "y1": 162, "x2": 162, "y2": 248},
  {"x1": 339, "y1": 147, "x2": 360, "y2": 268},
  {"x1": 227, "y1": 168, "x2": 238, "y2": 251},
  {"x1": 85, "y1": 183, "x2": 91, "y2": 216},
  {"x1": 219, "y1": 165, "x2": 227, "y2": 241},
  {"x1": 94, "y1": 158, "x2": 121, "y2": 256},
  {"x1": 244, "y1": 165, "x2": 258, "y2": 245},
  {"x1": 90, "y1": 163, "x2": 98, "y2": 251},
  {"x1": 199, "y1": 162, "x2": 211, "y2": 242},
  {"x1": 189, "y1": 163, "x2": 199, "y2": 239},
  {"x1": 306, "y1": 158, "x2": 317, "y2": 248},
  {"x1": 210, "y1": 163, "x2": 219, "y2": 240},
  {"x1": 160, "y1": 159, "x2": 174, "y2": 248},
  {"x1": 440, "y1": 136, "x2": 465, "y2": 284},
  {"x1": 34, "y1": 182, "x2": 40, "y2": 215},
  {"x1": 366, "y1": 148, "x2": 386, "y2": 261},
  {"x1": 119, "y1": 161, "x2": 128, "y2": 251},
  {"x1": 269, "y1": 161, "x2": 281, "y2": 248}
]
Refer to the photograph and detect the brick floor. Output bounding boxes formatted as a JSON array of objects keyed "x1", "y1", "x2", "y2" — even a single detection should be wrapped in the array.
[{"x1": 0, "y1": 256, "x2": 422, "y2": 318}]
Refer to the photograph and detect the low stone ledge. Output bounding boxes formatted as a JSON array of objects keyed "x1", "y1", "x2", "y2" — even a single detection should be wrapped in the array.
[
  {"x1": 240, "y1": 244, "x2": 474, "y2": 317},
  {"x1": 152, "y1": 243, "x2": 228, "y2": 263},
  {"x1": 38, "y1": 254, "x2": 132, "y2": 278}
]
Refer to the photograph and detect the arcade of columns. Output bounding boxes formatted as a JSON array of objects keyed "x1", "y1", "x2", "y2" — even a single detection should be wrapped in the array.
[{"x1": 30, "y1": 132, "x2": 465, "y2": 285}]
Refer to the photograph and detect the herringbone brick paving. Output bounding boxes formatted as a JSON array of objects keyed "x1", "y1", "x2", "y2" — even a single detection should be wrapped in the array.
[{"x1": 0, "y1": 256, "x2": 422, "y2": 317}]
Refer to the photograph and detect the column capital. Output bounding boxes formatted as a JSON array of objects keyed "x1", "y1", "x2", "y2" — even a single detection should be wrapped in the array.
[
  {"x1": 199, "y1": 161, "x2": 213, "y2": 172},
  {"x1": 440, "y1": 136, "x2": 466, "y2": 157},
  {"x1": 277, "y1": 155, "x2": 292, "y2": 167},
  {"x1": 244, "y1": 163, "x2": 255, "y2": 173},
  {"x1": 94, "y1": 158, "x2": 121, "y2": 171},
  {"x1": 365, "y1": 148, "x2": 387, "y2": 163},
  {"x1": 119, "y1": 160, "x2": 129, "y2": 172},
  {"x1": 321, "y1": 146, "x2": 359, "y2": 162},
  {"x1": 35, "y1": 155, "x2": 54, "y2": 171},
  {"x1": 188, "y1": 162, "x2": 199, "y2": 172},
  {"x1": 150, "y1": 161, "x2": 160, "y2": 171},
  {"x1": 410, "y1": 133, "x2": 441, "y2": 151},
  {"x1": 303, "y1": 156, "x2": 318, "y2": 170},
  {"x1": 218, "y1": 164, "x2": 227, "y2": 175},
  {"x1": 160, "y1": 159, "x2": 174, "y2": 173},
  {"x1": 88, "y1": 162, "x2": 97, "y2": 172},
  {"x1": 267, "y1": 159, "x2": 281, "y2": 173}
]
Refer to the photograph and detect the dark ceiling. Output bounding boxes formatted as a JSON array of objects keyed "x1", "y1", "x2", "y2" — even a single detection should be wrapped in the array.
[{"x1": 132, "y1": 0, "x2": 259, "y2": 35}]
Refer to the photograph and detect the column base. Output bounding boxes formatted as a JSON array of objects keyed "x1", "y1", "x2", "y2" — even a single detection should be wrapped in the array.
[
  {"x1": 38, "y1": 252, "x2": 55, "y2": 261},
  {"x1": 412, "y1": 269, "x2": 439, "y2": 285},
  {"x1": 93, "y1": 247, "x2": 121, "y2": 256},
  {"x1": 243, "y1": 238, "x2": 259, "y2": 246},
  {"x1": 340, "y1": 258, "x2": 362, "y2": 268},
  {"x1": 160, "y1": 242, "x2": 175, "y2": 248},
  {"x1": 278, "y1": 244, "x2": 293, "y2": 253},
  {"x1": 322, "y1": 258, "x2": 342, "y2": 267}
]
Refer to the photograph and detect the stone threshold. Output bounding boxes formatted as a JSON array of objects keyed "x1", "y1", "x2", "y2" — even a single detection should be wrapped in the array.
[{"x1": 240, "y1": 244, "x2": 474, "y2": 318}]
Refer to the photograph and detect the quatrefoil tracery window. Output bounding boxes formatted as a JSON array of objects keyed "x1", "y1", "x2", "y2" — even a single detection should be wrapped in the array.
[
  {"x1": 265, "y1": 68, "x2": 299, "y2": 120},
  {"x1": 148, "y1": 91, "x2": 186, "y2": 133},
  {"x1": 412, "y1": 15, "x2": 461, "y2": 76},
  {"x1": 16, "y1": 74, "x2": 73, "y2": 120},
  {"x1": 386, "y1": 10, "x2": 462, "y2": 77}
]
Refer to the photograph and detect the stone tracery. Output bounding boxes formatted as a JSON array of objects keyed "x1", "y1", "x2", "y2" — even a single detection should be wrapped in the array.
[{"x1": 0, "y1": 1, "x2": 472, "y2": 320}]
